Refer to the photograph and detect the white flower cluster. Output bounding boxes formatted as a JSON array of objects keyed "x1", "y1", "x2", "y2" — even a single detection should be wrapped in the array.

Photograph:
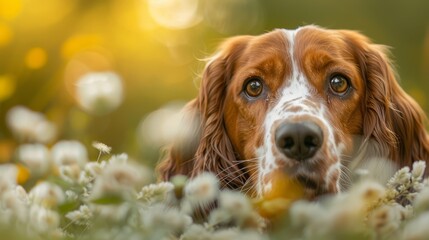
[
  {"x1": 281, "y1": 161, "x2": 429, "y2": 240},
  {"x1": 16, "y1": 140, "x2": 89, "y2": 178},
  {"x1": 3, "y1": 142, "x2": 429, "y2": 240},
  {"x1": 6, "y1": 106, "x2": 56, "y2": 143},
  {"x1": 61, "y1": 167, "x2": 265, "y2": 240},
  {"x1": 0, "y1": 164, "x2": 64, "y2": 238},
  {"x1": 4, "y1": 108, "x2": 429, "y2": 240},
  {"x1": 2, "y1": 138, "x2": 265, "y2": 239}
]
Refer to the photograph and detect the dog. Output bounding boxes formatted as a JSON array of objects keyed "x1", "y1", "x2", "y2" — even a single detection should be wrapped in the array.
[{"x1": 157, "y1": 25, "x2": 429, "y2": 199}]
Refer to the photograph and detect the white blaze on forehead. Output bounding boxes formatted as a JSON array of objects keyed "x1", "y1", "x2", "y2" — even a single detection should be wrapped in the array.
[
  {"x1": 257, "y1": 28, "x2": 341, "y2": 195},
  {"x1": 262, "y1": 28, "x2": 313, "y2": 169}
]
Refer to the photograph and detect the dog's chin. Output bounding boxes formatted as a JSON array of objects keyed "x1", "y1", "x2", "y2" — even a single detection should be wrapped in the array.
[
  {"x1": 295, "y1": 174, "x2": 339, "y2": 200},
  {"x1": 261, "y1": 164, "x2": 340, "y2": 201}
]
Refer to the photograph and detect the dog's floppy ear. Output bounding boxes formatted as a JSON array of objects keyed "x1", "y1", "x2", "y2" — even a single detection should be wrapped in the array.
[
  {"x1": 156, "y1": 100, "x2": 202, "y2": 181},
  {"x1": 157, "y1": 36, "x2": 251, "y2": 188},
  {"x1": 341, "y1": 30, "x2": 429, "y2": 169}
]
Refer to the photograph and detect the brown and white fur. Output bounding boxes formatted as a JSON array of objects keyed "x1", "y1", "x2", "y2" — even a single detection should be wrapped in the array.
[{"x1": 157, "y1": 25, "x2": 429, "y2": 199}]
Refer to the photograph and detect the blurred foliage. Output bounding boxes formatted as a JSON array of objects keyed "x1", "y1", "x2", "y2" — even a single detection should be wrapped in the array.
[{"x1": 0, "y1": 0, "x2": 428, "y2": 166}]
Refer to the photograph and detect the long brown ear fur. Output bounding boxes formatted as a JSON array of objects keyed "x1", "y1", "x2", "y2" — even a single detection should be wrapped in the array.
[
  {"x1": 157, "y1": 36, "x2": 251, "y2": 188},
  {"x1": 156, "y1": 100, "x2": 202, "y2": 181},
  {"x1": 342, "y1": 30, "x2": 429, "y2": 171}
]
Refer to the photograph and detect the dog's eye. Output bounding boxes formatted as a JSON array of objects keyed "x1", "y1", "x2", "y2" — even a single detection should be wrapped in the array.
[
  {"x1": 329, "y1": 75, "x2": 349, "y2": 95},
  {"x1": 244, "y1": 77, "x2": 263, "y2": 98}
]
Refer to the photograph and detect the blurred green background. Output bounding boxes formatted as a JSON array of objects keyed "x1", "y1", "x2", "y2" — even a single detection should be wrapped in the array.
[{"x1": 0, "y1": 0, "x2": 428, "y2": 166}]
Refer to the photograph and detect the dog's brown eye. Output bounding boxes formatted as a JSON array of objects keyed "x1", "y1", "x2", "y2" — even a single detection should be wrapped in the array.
[
  {"x1": 329, "y1": 75, "x2": 349, "y2": 94},
  {"x1": 244, "y1": 78, "x2": 263, "y2": 98}
]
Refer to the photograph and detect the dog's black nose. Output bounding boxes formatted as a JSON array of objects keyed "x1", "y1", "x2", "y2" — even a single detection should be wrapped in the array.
[{"x1": 275, "y1": 121, "x2": 323, "y2": 161}]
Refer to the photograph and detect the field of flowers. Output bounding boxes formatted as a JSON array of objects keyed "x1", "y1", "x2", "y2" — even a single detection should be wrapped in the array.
[
  {"x1": 1, "y1": 1, "x2": 429, "y2": 239},
  {"x1": 1, "y1": 106, "x2": 429, "y2": 240}
]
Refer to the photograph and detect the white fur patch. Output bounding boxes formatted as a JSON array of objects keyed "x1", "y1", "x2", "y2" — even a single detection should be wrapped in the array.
[{"x1": 257, "y1": 28, "x2": 342, "y2": 196}]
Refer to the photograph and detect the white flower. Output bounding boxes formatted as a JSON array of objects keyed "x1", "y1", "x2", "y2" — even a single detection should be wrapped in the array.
[
  {"x1": 137, "y1": 182, "x2": 174, "y2": 204},
  {"x1": 6, "y1": 106, "x2": 56, "y2": 143},
  {"x1": 65, "y1": 190, "x2": 78, "y2": 202},
  {"x1": 17, "y1": 144, "x2": 51, "y2": 176},
  {"x1": 29, "y1": 205, "x2": 60, "y2": 233},
  {"x1": 140, "y1": 204, "x2": 192, "y2": 233},
  {"x1": 14, "y1": 185, "x2": 29, "y2": 203},
  {"x1": 218, "y1": 190, "x2": 252, "y2": 222},
  {"x1": 289, "y1": 200, "x2": 324, "y2": 228},
  {"x1": 29, "y1": 182, "x2": 65, "y2": 208},
  {"x1": 207, "y1": 208, "x2": 233, "y2": 228},
  {"x1": 211, "y1": 228, "x2": 242, "y2": 239},
  {"x1": 92, "y1": 141, "x2": 112, "y2": 154},
  {"x1": 79, "y1": 160, "x2": 107, "y2": 186},
  {"x1": 90, "y1": 160, "x2": 152, "y2": 201},
  {"x1": 181, "y1": 224, "x2": 211, "y2": 240},
  {"x1": 0, "y1": 164, "x2": 17, "y2": 195},
  {"x1": 1, "y1": 186, "x2": 29, "y2": 223},
  {"x1": 65, "y1": 204, "x2": 93, "y2": 225},
  {"x1": 402, "y1": 212, "x2": 429, "y2": 240},
  {"x1": 51, "y1": 140, "x2": 88, "y2": 167},
  {"x1": 92, "y1": 203, "x2": 130, "y2": 223},
  {"x1": 76, "y1": 71, "x2": 123, "y2": 115},
  {"x1": 84, "y1": 161, "x2": 106, "y2": 178},
  {"x1": 108, "y1": 153, "x2": 129, "y2": 164},
  {"x1": 212, "y1": 229, "x2": 265, "y2": 240},
  {"x1": 184, "y1": 172, "x2": 219, "y2": 207},
  {"x1": 388, "y1": 166, "x2": 411, "y2": 188},
  {"x1": 368, "y1": 204, "x2": 403, "y2": 235},
  {"x1": 411, "y1": 161, "x2": 426, "y2": 180},
  {"x1": 59, "y1": 164, "x2": 81, "y2": 183},
  {"x1": 413, "y1": 187, "x2": 429, "y2": 213},
  {"x1": 33, "y1": 121, "x2": 57, "y2": 144},
  {"x1": 349, "y1": 180, "x2": 386, "y2": 204}
]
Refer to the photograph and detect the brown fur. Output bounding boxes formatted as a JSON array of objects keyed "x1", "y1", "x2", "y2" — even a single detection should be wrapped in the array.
[
  {"x1": 157, "y1": 36, "x2": 253, "y2": 189},
  {"x1": 339, "y1": 30, "x2": 429, "y2": 169}
]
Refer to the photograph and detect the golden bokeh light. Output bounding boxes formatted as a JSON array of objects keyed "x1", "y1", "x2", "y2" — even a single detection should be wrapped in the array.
[
  {"x1": 147, "y1": 0, "x2": 202, "y2": 29},
  {"x1": 0, "y1": 23, "x2": 13, "y2": 47},
  {"x1": 61, "y1": 35, "x2": 104, "y2": 59},
  {"x1": 0, "y1": 0, "x2": 22, "y2": 20},
  {"x1": 18, "y1": 0, "x2": 76, "y2": 29},
  {"x1": 0, "y1": 75, "x2": 15, "y2": 102},
  {"x1": 25, "y1": 47, "x2": 47, "y2": 69}
]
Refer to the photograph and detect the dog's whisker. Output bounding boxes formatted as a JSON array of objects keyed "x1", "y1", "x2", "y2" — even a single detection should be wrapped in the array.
[
  {"x1": 338, "y1": 163, "x2": 354, "y2": 189},
  {"x1": 214, "y1": 157, "x2": 261, "y2": 178},
  {"x1": 215, "y1": 162, "x2": 249, "y2": 178},
  {"x1": 240, "y1": 172, "x2": 259, "y2": 197},
  {"x1": 221, "y1": 170, "x2": 251, "y2": 189}
]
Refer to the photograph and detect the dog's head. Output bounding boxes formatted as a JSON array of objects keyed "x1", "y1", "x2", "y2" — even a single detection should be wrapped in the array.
[{"x1": 157, "y1": 25, "x2": 429, "y2": 199}]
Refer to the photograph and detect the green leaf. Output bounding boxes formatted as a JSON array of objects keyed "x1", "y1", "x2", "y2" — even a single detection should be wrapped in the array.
[
  {"x1": 91, "y1": 195, "x2": 124, "y2": 205},
  {"x1": 58, "y1": 201, "x2": 80, "y2": 214}
]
